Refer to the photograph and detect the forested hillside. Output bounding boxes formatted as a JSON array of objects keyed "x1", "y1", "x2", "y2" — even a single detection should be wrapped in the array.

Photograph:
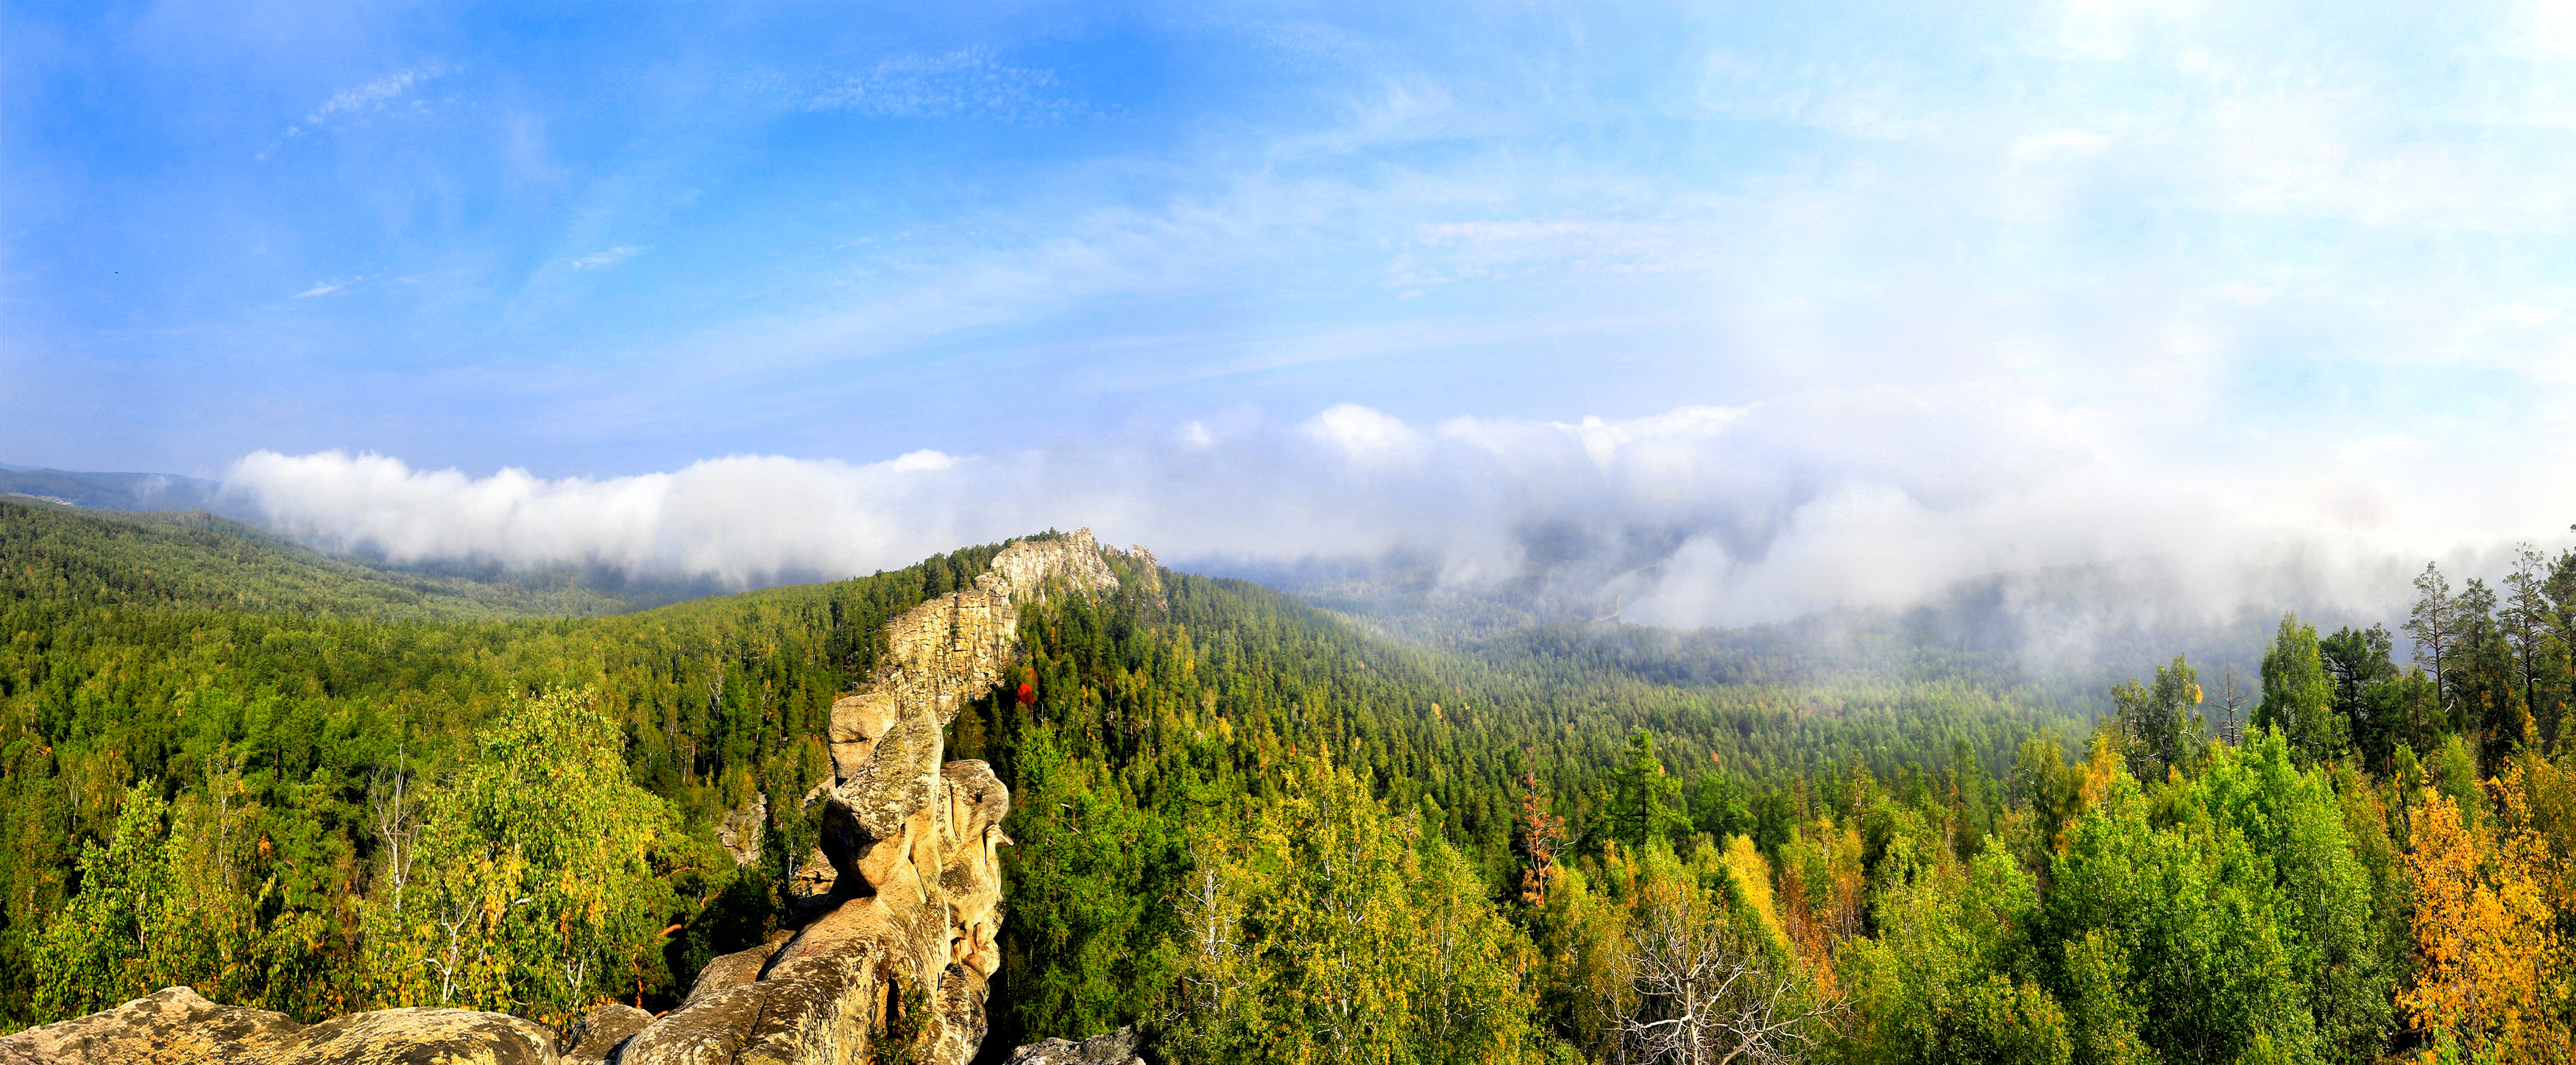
[
  {"x1": 0, "y1": 499, "x2": 709, "y2": 619},
  {"x1": 970, "y1": 545, "x2": 2576, "y2": 1064},
  {"x1": 0, "y1": 500, "x2": 1016, "y2": 1022},
  {"x1": 4, "y1": 502, "x2": 2574, "y2": 1064}
]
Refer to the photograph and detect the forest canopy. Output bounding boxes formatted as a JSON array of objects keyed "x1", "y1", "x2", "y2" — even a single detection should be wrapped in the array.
[{"x1": 3, "y1": 498, "x2": 2573, "y2": 1064}]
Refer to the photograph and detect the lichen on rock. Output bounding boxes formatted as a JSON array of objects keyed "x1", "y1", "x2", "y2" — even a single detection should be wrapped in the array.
[
  {"x1": 0, "y1": 988, "x2": 563, "y2": 1065},
  {"x1": 0, "y1": 987, "x2": 302, "y2": 1065},
  {"x1": 564, "y1": 1002, "x2": 654, "y2": 1061},
  {"x1": 262, "y1": 1008, "x2": 559, "y2": 1065}
]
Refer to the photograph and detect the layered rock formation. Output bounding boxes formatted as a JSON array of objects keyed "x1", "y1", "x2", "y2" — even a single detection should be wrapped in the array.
[
  {"x1": 4, "y1": 531, "x2": 1130, "y2": 1065},
  {"x1": 617, "y1": 529, "x2": 1121, "y2": 1065}
]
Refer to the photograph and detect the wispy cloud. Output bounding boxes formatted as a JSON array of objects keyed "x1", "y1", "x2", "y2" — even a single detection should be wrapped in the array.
[
  {"x1": 302, "y1": 65, "x2": 451, "y2": 127},
  {"x1": 263, "y1": 63, "x2": 457, "y2": 156},
  {"x1": 292, "y1": 275, "x2": 371, "y2": 298},
  {"x1": 19, "y1": 0, "x2": 2575, "y2": 626},
  {"x1": 1390, "y1": 219, "x2": 1717, "y2": 288},
  {"x1": 802, "y1": 50, "x2": 1083, "y2": 123},
  {"x1": 570, "y1": 246, "x2": 645, "y2": 269}
]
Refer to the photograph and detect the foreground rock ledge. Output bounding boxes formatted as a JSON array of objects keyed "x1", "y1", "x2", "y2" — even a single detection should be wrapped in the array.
[
  {"x1": 3, "y1": 531, "x2": 1138, "y2": 1065},
  {"x1": 0, "y1": 986, "x2": 554, "y2": 1065}
]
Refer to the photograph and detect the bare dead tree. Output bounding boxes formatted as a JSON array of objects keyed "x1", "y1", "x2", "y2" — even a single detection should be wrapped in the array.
[
  {"x1": 205, "y1": 747, "x2": 246, "y2": 894},
  {"x1": 1619, "y1": 887, "x2": 1841, "y2": 1065},
  {"x1": 2218, "y1": 665, "x2": 2248, "y2": 746},
  {"x1": 429, "y1": 900, "x2": 470, "y2": 1005},
  {"x1": 369, "y1": 746, "x2": 419, "y2": 914},
  {"x1": 1173, "y1": 860, "x2": 1246, "y2": 1020}
]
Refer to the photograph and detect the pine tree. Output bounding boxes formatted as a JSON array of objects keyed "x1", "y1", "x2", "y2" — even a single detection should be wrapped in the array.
[
  {"x1": 2502, "y1": 544, "x2": 2563, "y2": 749},
  {"x1": 1607, "y1": 731, "x2": 1684, "y2": 850},
  {"x1": 2407, "y1": 564, "x2": 2460, "y2": 722}
]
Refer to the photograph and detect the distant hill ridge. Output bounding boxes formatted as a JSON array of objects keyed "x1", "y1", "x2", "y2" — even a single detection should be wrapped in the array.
[
  {"x1": 0, "y1": 464, "x2": 241, "y2": 517},
  {"x1": 0, "y1": 497, "x2": 696, "y2": 620}
]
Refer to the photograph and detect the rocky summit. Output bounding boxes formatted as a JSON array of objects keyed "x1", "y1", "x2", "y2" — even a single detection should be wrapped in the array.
[{"x1": 3, "y1": 531, "x2": 1131, "y2": 1065}]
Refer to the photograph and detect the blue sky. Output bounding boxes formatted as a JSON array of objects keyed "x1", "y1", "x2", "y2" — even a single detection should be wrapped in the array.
[{"x1": 4, "y1": 1, "x2": 2572, "y2": 621}]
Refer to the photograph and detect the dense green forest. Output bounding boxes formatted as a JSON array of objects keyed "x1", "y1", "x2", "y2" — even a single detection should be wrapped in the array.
[{"x1": 4, "y1": 498, "x2": 2574, "y2": 1064}]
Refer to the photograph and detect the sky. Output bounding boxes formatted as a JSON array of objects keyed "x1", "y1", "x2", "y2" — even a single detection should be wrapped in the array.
[{"x1": 4, "y1": 1, "x2": 2572, "y2": 626}]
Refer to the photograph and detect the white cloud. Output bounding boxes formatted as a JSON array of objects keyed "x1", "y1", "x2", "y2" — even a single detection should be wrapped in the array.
[
  {"x1": 292, "y1": 275, "x2": 370, "y2": 298},
  {"x1": 570, "y1": 246, "x2": 645, "y2": 269},
  {"x1": 278, "y1": 64, "x2": 456, "y2": 142},
  {"x1": 222, "y1": 389, "x2": 2576, "y2": 631},
  {"x1": 1305, "y1": 403, "x2": 1423, "y2": 461},
  {"x1": 177, "y1": 0, "x2": 2576, "y2": 653}
]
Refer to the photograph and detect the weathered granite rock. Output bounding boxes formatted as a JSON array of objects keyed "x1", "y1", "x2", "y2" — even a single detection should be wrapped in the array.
[
  {"x1": 1001, "y1": 1027, "x2": 1144, "y2": 1065},
  {"x1": 621, "y1": 531, "x2": 1127, "y2": 1065},
  {"x1": 564, "y1": 1003, "x2": 654, "y2": 1061},
  {"x1": 927, "y1": 964, "x2": 988, "y2": 1065},
  {"x1": 0, "y1": 989, "x2": 558, "y2": 1065},
  {"x1": 609, "y1": 984, "x2": 760, "y2": 1065},
  {"x1": 682, "y1": 941, "x2": 775, "y2": 1007},
  {"x1": 263, "y1": 1008, "x2": 559, "y2": 1065},
  {"x1": 0, "y1": 987, "x2": 302, "y2": 1065}
]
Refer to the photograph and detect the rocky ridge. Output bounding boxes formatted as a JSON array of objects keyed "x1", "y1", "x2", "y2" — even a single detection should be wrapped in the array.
[{"x1": 4, "y1": 531, "x2": 1131, "y2": 1065}]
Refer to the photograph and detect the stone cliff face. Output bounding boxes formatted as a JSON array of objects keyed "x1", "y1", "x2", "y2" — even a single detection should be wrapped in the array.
[
  {"x1": 4, "y1": 531, "x2": 1131, "y2": 1065},
  {"x1": 611, "y1": 529, "x2": 1121, "y2": 1065}
]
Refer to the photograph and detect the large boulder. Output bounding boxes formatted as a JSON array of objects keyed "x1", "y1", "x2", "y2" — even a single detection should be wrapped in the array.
[
  {"x1": 564, "y1": 1003, "x2": 655, "y2": 1061},
  {"x1": 262, "y1": 1008, "x2": 559, "y2": 1065},
  {"x1": 0, "y1": 990, "x2": 562, "y2": 1065},
  {"x1": 0, "y1": 987, "x2": 302, "y2": 1065},
  {"x1": 1001, "y1": 1028, "x2": 1145, "y2": 1065}
]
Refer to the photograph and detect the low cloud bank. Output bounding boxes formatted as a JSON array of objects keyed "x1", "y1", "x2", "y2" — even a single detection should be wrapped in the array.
[{"x1": 225, "y1": 388, "x2": 2573, "y2": 638}]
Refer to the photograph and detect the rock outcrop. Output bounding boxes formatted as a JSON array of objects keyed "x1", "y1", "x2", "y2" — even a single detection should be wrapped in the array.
[
  {"x1": 0, "y1": 988, "x2": 559, "y2": 1065},
  {"x1": 3, "y1": 531, "x2": 1132, "y2": 1065},
  {"x1": 1001, "y1": 1027, "x2": 1146, "y2": 1065},
  {"x1": 263, "y1": 1008, "x2": 557, "y2": 1065},
  {"x1": 621, "y1": 530, "x2": 1122, "y2": 1065},
  {"x1": 564, "y1": 1003, "x2": 655, "y2": 1061},
  {"x1": 0, "y1": 988, "x2": 302, "y2": 1065}
]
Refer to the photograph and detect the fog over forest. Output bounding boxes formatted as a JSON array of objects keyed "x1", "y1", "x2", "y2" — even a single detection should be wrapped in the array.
[{"x1": 222, "y1": 390, "x2": 2571, "y2": 678}]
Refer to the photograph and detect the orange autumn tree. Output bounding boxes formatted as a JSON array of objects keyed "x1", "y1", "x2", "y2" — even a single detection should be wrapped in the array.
[
  {"x1": 1513, "y1": 770, "x2": 1568, "y2": 906},
  {"x1": 2397, "y1": 774, "x2": 2573, "y2": 1064}
]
